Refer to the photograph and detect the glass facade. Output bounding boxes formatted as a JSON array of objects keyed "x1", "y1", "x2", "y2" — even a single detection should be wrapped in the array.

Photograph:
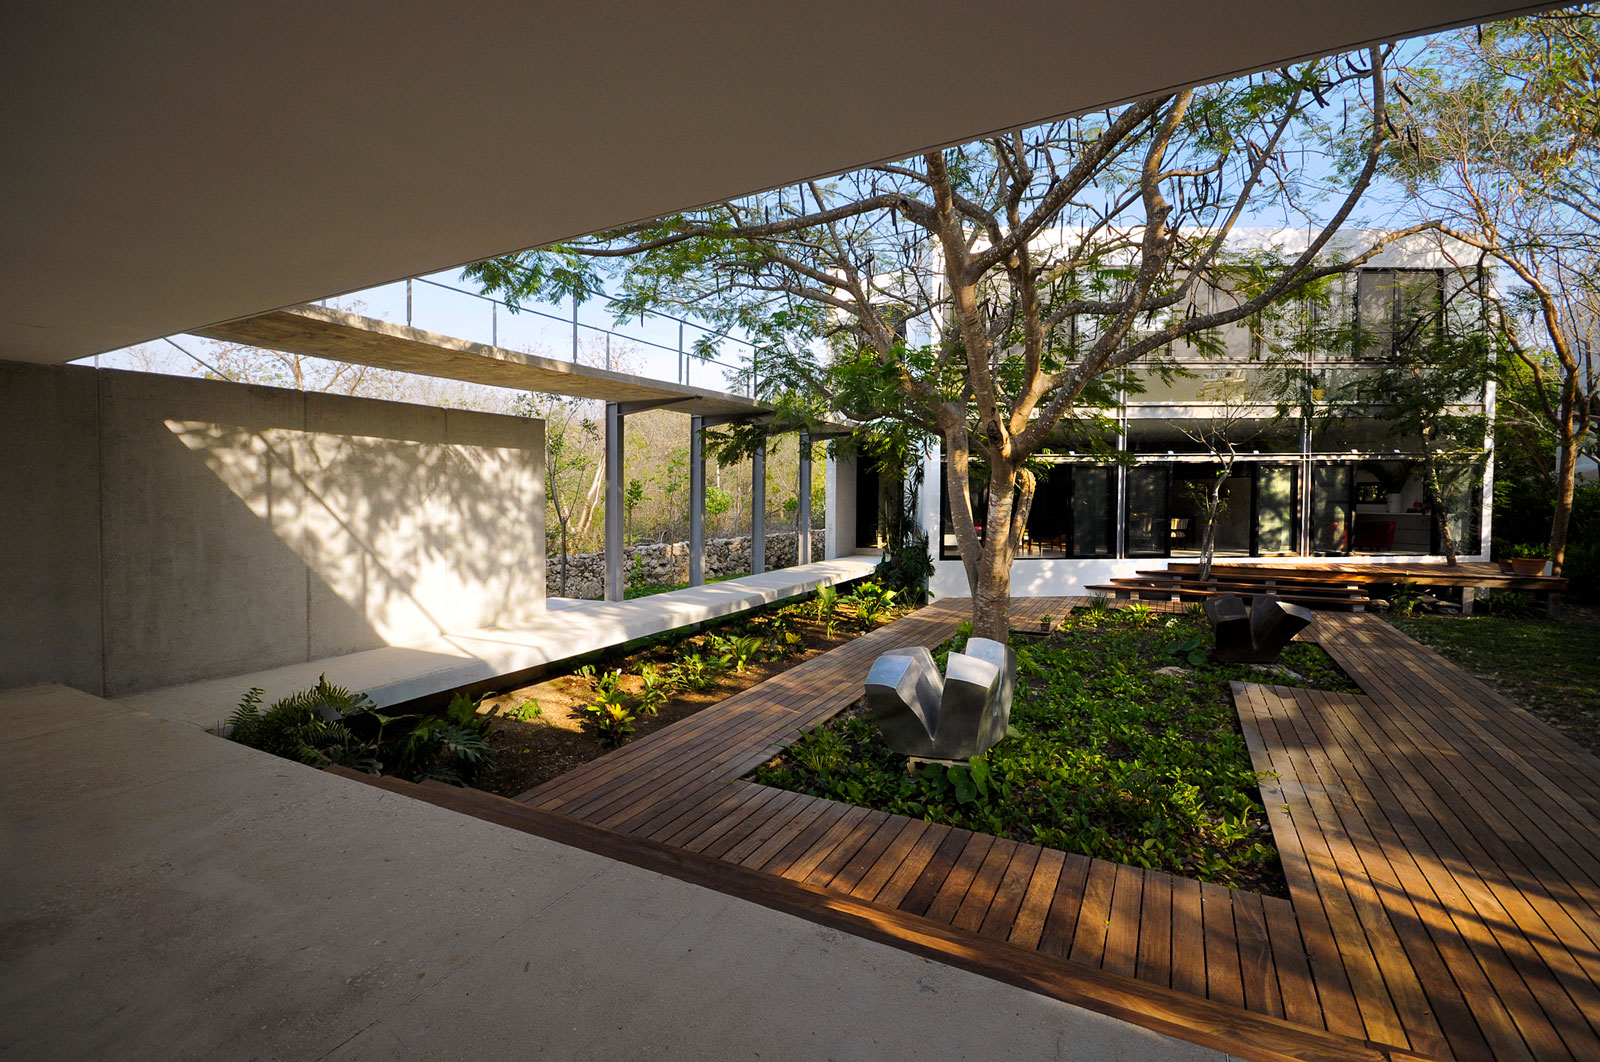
[{"x1": 933, "y1": 265, "x2": 1490, "y2": 563}]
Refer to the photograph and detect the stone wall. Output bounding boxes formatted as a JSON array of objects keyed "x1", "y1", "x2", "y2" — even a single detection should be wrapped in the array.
[{"x1": 548, "y1": 530, "x2": 829, "y2": 599}]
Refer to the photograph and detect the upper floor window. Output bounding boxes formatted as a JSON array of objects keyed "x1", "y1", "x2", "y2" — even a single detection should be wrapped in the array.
[{"x1": 1355, "y1": 269, "x2": 1444, "y2": 356}]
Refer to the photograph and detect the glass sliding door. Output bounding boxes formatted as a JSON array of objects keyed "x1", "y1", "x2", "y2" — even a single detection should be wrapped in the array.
[
  {"x1": 1125, "y1": 465, "x2": 1170, "y2": 557},
  {"x1": 1070, "y1": 466, "x2": 1115, "y2": 556},
  {"x1": 1311, "y1": 463, "x2": 1354, "y2": 554},
  {"x1": 1253, "y1": 464, "x2": 1299, "y2": 555}
]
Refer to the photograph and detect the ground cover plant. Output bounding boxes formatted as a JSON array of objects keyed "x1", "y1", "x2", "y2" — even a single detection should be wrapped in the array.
[
  {"x1": 1389, "y1": 604, "x2": 1600, "y2": 752},
  {"x1": 475, "y1": 579, "x2": 911, "y2": 796},
  {"x1": 754, "y1": 609, "x2": 1359, "y2": 895},
  {"x1": 226, "y1": 678, "x2": 493, "y2": 785}
]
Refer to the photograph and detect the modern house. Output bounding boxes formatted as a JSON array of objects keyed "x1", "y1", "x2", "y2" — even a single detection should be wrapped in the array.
[
  {"x1": 826, "y1": 230, "x2": 1497, "y2": 598},
  {"x1": 2, "y1": 4, "x2": 1552, "y2": 1061}
]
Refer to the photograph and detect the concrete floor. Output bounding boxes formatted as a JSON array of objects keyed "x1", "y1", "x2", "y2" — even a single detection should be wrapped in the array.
[
  {"x1": 0, "y1": 684, "x2": 1228, "y2": 1061},
  {"x1": 117, "y1": 557, "x2": 879, "y2": 730}
]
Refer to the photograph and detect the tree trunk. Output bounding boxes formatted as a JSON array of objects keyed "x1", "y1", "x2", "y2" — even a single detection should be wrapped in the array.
[
  {"x1": 1421, "y1": 450, "x2": 1458, "y2": 566},
  {"x1": 1197, "y1": 472, "x2": 1226, "y2": 581},
  {"x1": 1550, "y1": 433, "x2": 1579, "y2": 577},
  {"x1": 970, "y1": 463, "x2": 1019, "y2": 641}
]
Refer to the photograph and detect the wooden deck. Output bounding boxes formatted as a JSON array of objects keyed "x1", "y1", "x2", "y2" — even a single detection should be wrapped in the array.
[{"x1": 334, "y1": 596, "x2": 1600, "y2": 1061}]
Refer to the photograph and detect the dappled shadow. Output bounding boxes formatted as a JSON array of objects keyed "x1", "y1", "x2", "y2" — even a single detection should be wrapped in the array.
[{"x1": 165, "y1": 399, "x2": 544, "y2": 659}]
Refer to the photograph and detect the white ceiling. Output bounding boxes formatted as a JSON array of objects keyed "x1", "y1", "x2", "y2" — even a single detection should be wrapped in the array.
[{"x1": 1, "y1": 1, "x2": 1550, "y2": 364}]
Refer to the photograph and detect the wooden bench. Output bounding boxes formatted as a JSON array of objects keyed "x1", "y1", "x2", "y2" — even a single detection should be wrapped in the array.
[
  {"x1": 1163, "y1": 562, "x2": 1569, "y2": 617},
  {"x1": 1086, "y1": 580, "x2": 1371, "y2": 611}
]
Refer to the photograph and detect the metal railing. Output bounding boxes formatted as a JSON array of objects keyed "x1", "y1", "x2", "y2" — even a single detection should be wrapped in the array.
[{"x1": 326, "y1": 274, "x2": 760, "y2": 397}]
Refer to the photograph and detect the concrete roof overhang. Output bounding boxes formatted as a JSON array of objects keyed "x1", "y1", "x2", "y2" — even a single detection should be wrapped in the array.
[
  {"x1": 2, "y1": 1, "x2": 1552, "y2": 364},
  {"x1": 196, "y1": 305, "x2": 772, "y2": 418}
]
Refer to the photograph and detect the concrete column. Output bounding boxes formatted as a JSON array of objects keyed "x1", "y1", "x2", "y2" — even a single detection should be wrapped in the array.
[
  {"x1": 796, "y1": 432, "x2": 812, "y2": 566},
  {"x1": 604, "y1": 402, "x2": 624, "y2": 601},
  {"x1": 689, "y1": 415, "x2": 706, "y2": 586},
  {"x1": 751, "y1": 439, "x2": 766, "y2": 574}
]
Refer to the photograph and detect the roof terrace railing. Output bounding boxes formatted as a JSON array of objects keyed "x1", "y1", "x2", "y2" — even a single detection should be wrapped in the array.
[{"x1": 325, "y1": 274, "x2": 761, "y2": 399}]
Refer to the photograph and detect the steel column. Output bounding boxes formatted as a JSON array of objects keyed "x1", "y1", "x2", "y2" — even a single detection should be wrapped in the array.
[
  {"x1": 604, "y1": 402, "x2": 624, "y2": 601},
  {"x1": 797, "y1": 432, "x2": 812, "y2": 565},
  {"x1": 689, "y1": 415, "x2": 706, "y2": 586},
  {"x1": 751, "y1": 439, "x2": 766, "y2": 574}
]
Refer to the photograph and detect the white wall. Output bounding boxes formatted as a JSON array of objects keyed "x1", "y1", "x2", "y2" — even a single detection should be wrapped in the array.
[
  {"x1": 2, "y1": 361, "x2": 545, "y2": 697},
  {"x1": 825, "y1": 451, "x2": 858, "y2": 559}
]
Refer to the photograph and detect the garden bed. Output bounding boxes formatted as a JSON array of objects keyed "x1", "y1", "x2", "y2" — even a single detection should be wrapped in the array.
[
  {"x1": 752, "y1": 605, "x2": 1360, "y2": 896},
  {"x1": 473, "y1": 583, "x2": 911, "y2": 797}
]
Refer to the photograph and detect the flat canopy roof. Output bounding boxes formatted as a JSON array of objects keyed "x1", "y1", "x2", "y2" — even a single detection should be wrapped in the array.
[
  {"x1": 1, "y1": 1, "x2": 1548, "y2": 365},
  {"x1": 195, "y1": 306, "x2": 772, "y2": 418}
]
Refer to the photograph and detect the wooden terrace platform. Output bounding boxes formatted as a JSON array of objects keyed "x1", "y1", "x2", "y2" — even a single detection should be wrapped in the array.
[{"x1": 335, "y1": 597, "x2": 1600, "y2": 1061}]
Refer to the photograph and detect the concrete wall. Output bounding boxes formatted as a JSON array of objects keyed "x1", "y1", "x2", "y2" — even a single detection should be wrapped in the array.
[
  {"x1": 825, "y1": 453, "x2": 858, "y2": 560},
  {"x1": 1, "y1": 361, "x2": 544, "y2": 697}
]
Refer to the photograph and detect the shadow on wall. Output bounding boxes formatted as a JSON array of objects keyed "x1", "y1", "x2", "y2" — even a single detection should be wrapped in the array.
[{"x1": 15, "y1": 365, "x2": 546, "y2": 698}]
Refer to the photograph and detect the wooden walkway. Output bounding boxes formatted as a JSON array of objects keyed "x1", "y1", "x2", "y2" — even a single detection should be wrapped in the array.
[
  {"x1": 1238, "y1": 613, "x2": 1600, "y2": 1061},
  {"x1": 330, "y1": 596, "x2": 1600, "y2": 1061}
]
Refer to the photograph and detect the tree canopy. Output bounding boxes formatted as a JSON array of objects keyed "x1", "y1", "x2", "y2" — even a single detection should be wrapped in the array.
[{"x1": 468, "y1": 46, "x2": 1429, "y2": 635}]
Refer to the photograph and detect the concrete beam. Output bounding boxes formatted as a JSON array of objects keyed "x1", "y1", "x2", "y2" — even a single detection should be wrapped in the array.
[
  {"x1": 797, "y1": 432, "x2": 812, "y2": 566},
  {"x1": 689, "y1": 415, "x2": 706, "y2": 587},
  {"x1": 604, "y1": 402, "x2": 624, "y2": 601},
  {"x1": 751, "y1": 440, "x2": 766, "y2": 575}
]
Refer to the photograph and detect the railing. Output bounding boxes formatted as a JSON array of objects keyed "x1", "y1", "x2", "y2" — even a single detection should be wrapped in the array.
[{"x1": 323, "y1": 273, "x2": 760, "y2": 397}]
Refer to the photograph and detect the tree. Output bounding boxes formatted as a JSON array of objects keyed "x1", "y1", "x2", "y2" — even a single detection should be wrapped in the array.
[
  {"x1": 1353, "y1": 332, "x2": 1494, "y2": 565},
  {"x1": 1388, "y1": 8, "x2": 1600, "y2": 575},
  {"x1": 624, "y1": 477, "x2": 646, "y2": 545},
  {"x1": 1175, "y1": 373, "x2": 1280, "y2": 579},
  {"x1": 515, "y1": 393, "x2": 598, "y2": 595},
  {"x1": 468, "y1": 49, "x2": 1422, "y2": 638}
]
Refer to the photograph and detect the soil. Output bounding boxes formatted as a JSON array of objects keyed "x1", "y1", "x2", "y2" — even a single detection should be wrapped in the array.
[{"x1": 473, "y1": 609, "x2": 896, "y2": 799}]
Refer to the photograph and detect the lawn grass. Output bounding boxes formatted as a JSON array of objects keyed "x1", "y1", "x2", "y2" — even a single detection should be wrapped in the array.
[
  {"x1": 752, "y1": 608, "x2": 1358, "y2": 895},
  {"x1": 1389, "y1": 604, "x2": 1600, "y2": 754}
]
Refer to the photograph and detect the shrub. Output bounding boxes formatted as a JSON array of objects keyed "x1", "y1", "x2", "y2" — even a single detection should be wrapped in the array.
[
  {"x1": 226, "y1": 677, "x2": 373, "y2": 770},
  {"x1": 226, "y1": 680, "x2": 493, "y2": 784}
]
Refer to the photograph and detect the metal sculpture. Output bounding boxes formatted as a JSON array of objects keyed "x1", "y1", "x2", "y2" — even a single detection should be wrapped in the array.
[
  {"x1": 864, "y1": 637, "x2": 1016, "y2": 761},
  {"x1": 1205, "y1": 593, "x2": 1313, "y2": 663}
]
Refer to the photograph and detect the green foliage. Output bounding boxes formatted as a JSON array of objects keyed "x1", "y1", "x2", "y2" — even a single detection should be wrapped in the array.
[
  {"x1": 583, "y1": 671, "x2": 636, "y2": 746},
  {"x1": 1123, "y1": 602, "x2": 1156, "y2": 628},
  {"x1": 1163, "y1": 636, "x2": 1209, "y2": 667},
  {"x1": 506, "y1": 699, "x2": 543, "y2": 722},
  {"x1": 672, "y1": 653, "x2": 714, "y2": 692},
  {"x1": 756, "y1": 613, "x2": 1358, "y2": 890},
  {"x1": 225, "y1": 677, "x2": 374, "y2": 769},
  {"x1": 636, "y1": 663, "x2": 670, "y2": 714},
  {"x1": 845, "y1": 581, "x2": 898, "y2": 627},
  {"x1": 707, "y1": 633, "x2": 765, "y2": 673},
  {"x1": 1390, "y1": 581, "x2": 1424, "y2": 618},
  {"x1": 226, "y1": 680, "x2": 492, "y2": 784}
]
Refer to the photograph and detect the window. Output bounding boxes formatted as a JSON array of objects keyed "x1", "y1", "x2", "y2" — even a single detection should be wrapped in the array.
[{"x1": 1356, "y1": 269, "x2": 1443, "y2": 355}]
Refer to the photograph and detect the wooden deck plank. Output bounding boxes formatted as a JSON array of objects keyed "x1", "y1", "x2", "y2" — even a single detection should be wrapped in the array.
[
  {"x1": 1037, "y1": 853, "x2": 1094, "y2": 959},
  {"x1": 951, "y1": 838, "x2": 1021, "y2": 933},
  {"x1": 1201, "y1": 882, "x2": 1246, "y2": 1011},
  {"x1": 1006, "y1": 848, "x2": 1067, "y2": 951},
  {"x1": 918, "y1": 833, "x2": 996, "y2": 923},
  {"x1": 1067, "y1": 859, "x2": 1118, "y2": 968},
  {"x1": 491, "y1": 598, "x2": 1600, "y2": 1061},
  {"x1": 1134, "y1": 870, "x2": 1173, "y2": 990},
  {"x1": 1232, "y1": 889, "x2": 1283, "y2": 1020},
  {"x1": 1169, "y1": 876, "x2": 1208, "y2": 999},
  {"x1": 977, "y1": 843, "x2": 1041, "y2": 942},
  {"x1": 1102, "y1": 864, "x2": 1145, "y2": 979}
]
